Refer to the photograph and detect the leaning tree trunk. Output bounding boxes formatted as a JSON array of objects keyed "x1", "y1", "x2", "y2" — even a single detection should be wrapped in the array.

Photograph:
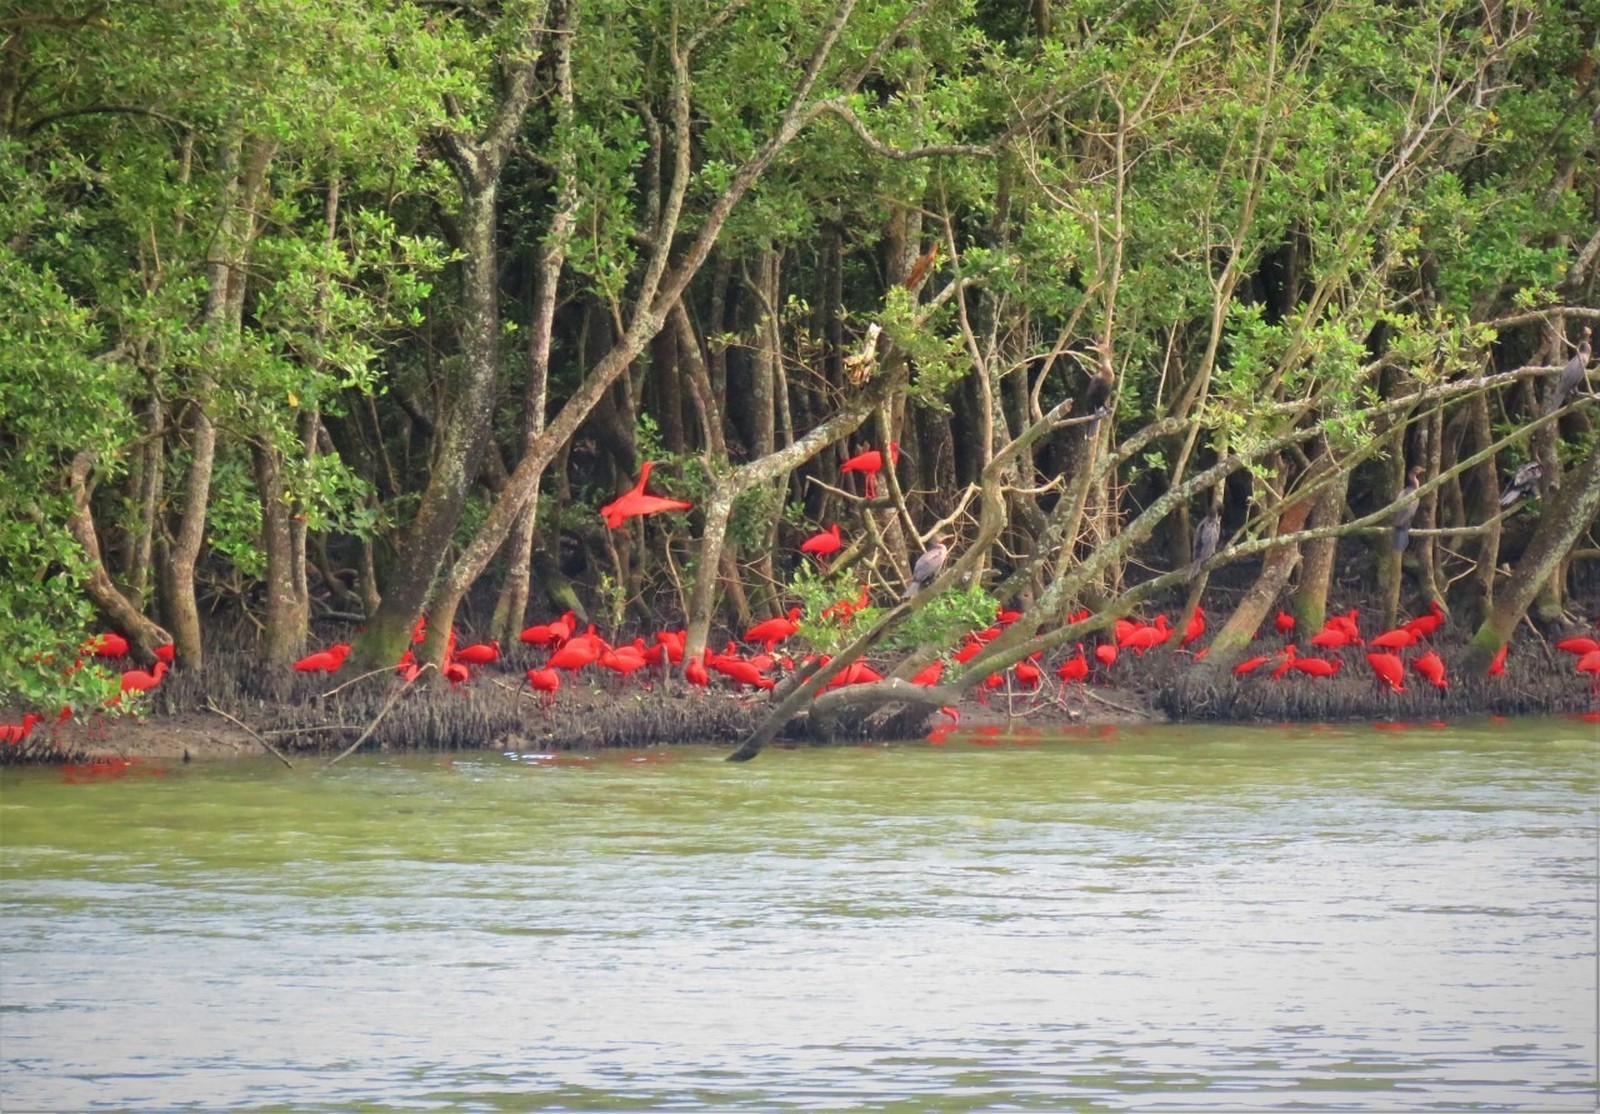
[
  {"x1": 1292, "y1": 471, "x2": 1348, "y2": 633},
  {"x1": 66, "y1": 452, "x2": 170, "y2": 658},
  {"x1": 1461, "y1": 438, "x2": 1600, "y2": 673},
  {"x1": 1203, "y1": 495, "x2": 1313, "y2": 665}
]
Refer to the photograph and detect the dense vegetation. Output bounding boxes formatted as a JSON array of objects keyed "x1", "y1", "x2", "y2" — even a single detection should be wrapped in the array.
[{"x1": 3, "y1": 0, "x2": 1596, "y2": 719}]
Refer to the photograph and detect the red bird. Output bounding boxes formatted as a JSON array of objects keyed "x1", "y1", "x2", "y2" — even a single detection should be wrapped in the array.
[
  {"x1": 1487, "y1": 643, "x2": 1508, "y2": 677},
  {"x1": 1310, "y1": 626, "x2": 1356, "y2": 650},
  {"x1": 0, "y1": 713, "x2": 43, "y2": 745},
  {"x1": 1014, "y1": 657, "x2": 1043, "y2": 690},
  {"x1": 1271, "y1": 645, "x2": 1299, "y2": 679},
  {"x1": 1412, "y1": 649, "x2": 1448, "y2": 689},
  {"x1": 911, "y1": 659, "x2": 945, "y2": 686},
  {"x1": 453, "y1": 640, "x2": 500, "y2": 666},
  {"x1": 839, "y1": 442, "x2": 902, "y2": 499},
  {"x1": 1291, "y1": 656, "x2": 1341, "y2": 678},
  {"x1": 1094, "y1": 642, "x2": 1118, "y2": 669},
  {"x1": 599, "y1": 646, "x2": 649, "y2": 683},
  {"x1": 1179, "y1": 607, "x2": 1205, "y2": 650},
  {"x1": 719, "y1": 659, "x2": 776, "y2": 691},
  {"x1": 656, "y1": 629, "x2": 686, "y2": 664},
  {"x1": 443, "y1": 661, "x2": 471, "y2": 686},
  {"x1": 828, "y1": 660, "x2": 884, "y2": 688},
  {"x1": 1327, "y1": 609, "x2": 1362, "y2": 639},
  {"x1": 90, "y1": 632, "x2": 130, "y2": 659},
  {"x1": 1369, "y1": 627, "x2": 1418, "y2": 650},
  {"x1": 1057, "y1": 645, "x2": 1090, "y2": 684},
  {"x1": 599, "y1": 461, "x2": 694, "y2": 529},
  {"x1": 684, "y1": 654, "x2": 710, "y2": 688},
  {"x1": 153, "y1": 643, "x2": 176, "y2": 664},
  {"x1": 1120, "y1": 615, "x2": 1171, "y2": 655},
  {"x1": 1274, "y1": 611, "x2": 1296, "y2": 635},
  {"x1": 120, "y1": 660, "x2": 168, "y2": 695},
  {"x1": 1232, "y1": 654, "x2": 1271, "y2": 676},
  {"x1": 525, "y1": 667, "x2": 560, "y2": 706},
  {"x1": 1366, "y1": 652, "x2": 1405, "y2": 693},
  {"x1": 293, "y1": 644, "x2": 350, "y2": 674},
  {"x1": 1555, "y1": 636, "x2": 1600, "y2": 656},
  {"x1": 519, "y1": 611, "x2": 576, "y2": 647},
  {"x1": 1403, "y1": 601, "x2": 1445, "y2": 640},
  {"x1": 953, "y1": 639, "x2": 985, "y2": 664},
  {"x1": 1576, "y1": 649, "x2": 1600, "y2": 692},
  {"x1": 745, "y1": 607, "x2": 802, "y2": 651},
  {"x1": 547, "y1": 641, "x2": 602, "y2": 673},
  {"x1": 799, "y1": 524, "x2": 843, "y2": 560}
]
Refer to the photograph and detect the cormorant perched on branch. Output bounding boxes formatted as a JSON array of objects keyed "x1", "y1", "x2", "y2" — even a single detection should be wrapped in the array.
[
  {"x1": 1549, "y1": 325, "x2": 1593, "y2": 412},
  {"x1": 1189, "y1": 508, "x2": 1221, "y2": 578},
  {"x1": 1499, "y1": 460, "x2": 1542, "y2": 507},
  {"x1": 905, "y1": 535, "x2": 953, "y2": 598},
  {"x1": 1083, "y1": 340, "x2": 1115, "y2": 423},
  {"x1": 1392, "y1": 466, "x2": 1424, "y2": 551}
]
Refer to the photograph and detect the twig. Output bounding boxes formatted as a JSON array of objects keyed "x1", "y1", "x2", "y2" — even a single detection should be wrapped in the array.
[
  {"x1": 1078, "y1": 687, "x2": 1150, "y2": 718},
  {"x1": 323, "y1": 667, "x2": 431, "y2": 768},
  {"x1": 205, "y1": 701, "x2": 294, "y2": 768},
  {"x1": 322, "y1": 663, "x2": 406, "y2": 698}
]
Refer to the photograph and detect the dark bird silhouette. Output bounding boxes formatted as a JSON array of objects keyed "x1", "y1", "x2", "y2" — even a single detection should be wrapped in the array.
[
  {"x1": 1083, "y1": 340, "x2": 1115, "y2": 426},
  {"x1": 1392, "y1": 465, "x2": 1423, "y2": 551},
  {"x1": 905, "y1": 535, "x2": 953, "y2": 598},
  {"x1": 1189, "y1": 509, "x2": 1221, "y2": 578},
  {"x1": 1549, "y1": 325, "x2": 1592, "y2": 413},
  {"x1": 1499, "y1": 460, "x2": 1541, "y2": 507}
]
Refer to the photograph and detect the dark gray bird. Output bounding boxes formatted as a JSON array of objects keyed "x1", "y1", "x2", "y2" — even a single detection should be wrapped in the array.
[
  {"x1": 905, "y1": 534, "x2": 953, "y2": 598},
  {"x1": 1549, "y1": 325, "x2": 1592, "y2": 413},
  {"x1": 1189, "y1": 509, "x2": 1220, "y2": 578},
  {"x1": 1499, "y1": 460, "x2": 1542, "y2": 507},
  {"x1": 1392, "y1": 465, "x2": 1423, "y2": 551},
  {"x1": 1083, "y1": 341, "x2": 1116, "y2": 430}
]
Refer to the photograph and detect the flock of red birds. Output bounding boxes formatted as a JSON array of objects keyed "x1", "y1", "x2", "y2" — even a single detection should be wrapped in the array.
[{"x1": 8, "y1": 445, "x2": 1599, "y2": 748}]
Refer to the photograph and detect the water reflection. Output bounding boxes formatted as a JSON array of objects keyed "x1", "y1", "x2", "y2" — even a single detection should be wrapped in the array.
[{"x1": 2, "y1": 721, "x2": 1596, "y2": 1110}]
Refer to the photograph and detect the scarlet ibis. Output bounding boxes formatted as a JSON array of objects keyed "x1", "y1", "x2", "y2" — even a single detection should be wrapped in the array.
[
  {"x1": 1311, "y1": 626, "x2": 1356, "y2": 650},
  {"x1": 1327, "y1": 609, "x2": 1361, "y2": 638},
  {"x1": 1057, "y1": 645, "x2": 1090, "y2": 684},
  {"x1": 120, "y1": 660, "x2": 168, "y2": 695},
  {"x1": 1576, "y1": 649, "x2": 1600, "y2": 692},
  {"x1": 599, "y1": 461, "x2": 693, "y2": 528},
  {"x1": 1393, "y1": 466, "x2": 1423, "y2": 551},
  {"x1": 1403, "y1": 601, "x2": 1445, "y2": 639},
  {"x1": 1120, "y1": 615, "x2": 1172, "y2": 655},
  {"x1": 828, "y1": 660, "x2": 884, "y2": 688},
  {"x1": 925, "y1": 704, "x2": 959, "y2": 745},
  {"x1": 1549, "y1": 325, "x2": 1592, "y2": 412},
  {"x1": 520, "y1": 611, "x2": 576, "y2": 647},
  {"x1": 656, "y1": 629, "x2": 686, "y2": 664},
  {"x1": 1366, "y1": 652, "x2": 1405, "y2": 693},
  {"x1": 1094, "y1": 643, "x2": 1118, "y2": 668},
  {"x1": 822, "y1": 586, "x2": 871, "y2": 621},
  {"x1": 1190, "y1": 510, "x2": 1220, "y2": 577},
  {"x1": 443, "y1": 661, "x2": 470, "y2": 686},
  {"x1": 1014, "y1": 656, "x2": 1043, "y2": 690},
  {"x1": 799, "y1": 524, "x2": 843, "y2": 560},
  {"x1": 1067, "y1": 607, "x2": 1093, "y2": 624},
  {"x1": 1555, "y1": 636, "x2": 1600, "y2": 656},
  {"x1": 1486, "y1": 643, "x2": 1508, "y2": 677},
  {"x1": 153, "y1": 643, "x2": 176, "y2": 664},
  {"x1": 718, "y1": 659, "x2": 775, "y2": 691},
  {"x1": 599, "y1": 646, "x2": 649, "y2": 684},
  {"x1": 293, "y1": 644, "x2": 350, "y2": 674},
  {"x1": 996, "y1": 607, "x2": 1022, "y2": 626},
  {"x1": 453, "y1": 640, "x2": 499, "y2": 666},
  {"x1": 1291, "y1": 656, "x2": 1341, "y2": 678},
  {"x1": 1274, "y1": 611, "x2": 1296, "y2": 635},
  {"x1": 745, "y1": 607, "x2": 802, "y2": 651},
  {"x1": 1369, "y1": 627, "x2": 1418, "y2": 650},
  {"x1": 684, "y1": 654, "x2": 710, "y2": 688},
  {"x1": 547, "y1": 639, "x2": 602, "y2": 672},
  {"x1": 840, "y1": 442, "x2": 902, "y2": 499},
  {"x1": 525, "y1": 667, "x2": 560, "y2": 706},
  {"x1": 1179, "y1": 607, "x2": 1205, "y2": 650},
  {"x1": 972, "y1": 625, "x2": 1003, "y2": 643},
  {"x1": 90, "y1": 632, "x2": 130, "y2": 659},
  {"x1": 1233, "y1": 655, "x2": 1271, "y2": 675},
  {"x1": 1271, "y1": 645, "x2": 1299, "y2": 679},
  {"x1": 911, "y1": 659, "x2": 945, "y2": 686},
  {"x1": 1500, "y1": 461, "x2": 1541, "y2": 506},
  {"x1": 1412, "y1": 650, "x2": 1448, "y2": 689},
  {"x1": 905, "y1": 535, "x2": 953, "y2": 598},
  {"x1": 0, "y1": 713, "x2": 43, "y2": 745},
  {"x1": 953, "y1": 639, "x2": 984, "y2": 664}
]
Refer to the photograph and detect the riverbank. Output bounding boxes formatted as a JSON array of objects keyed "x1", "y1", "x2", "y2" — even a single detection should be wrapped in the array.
[{"x1": 10, "y1": 626, "x2": 1598, "y2": 765}]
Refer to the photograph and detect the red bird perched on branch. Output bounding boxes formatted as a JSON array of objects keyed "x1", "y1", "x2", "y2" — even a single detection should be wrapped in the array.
[
  {"x1": 799, "y1": 523, "x2": 843, "y2": 560},
  {"x1": 840, "y1": 443, "x2": 903, "y2": 500},
  {"x1": 599, "y1": 461, "x2": 693, "y2": 529},
  {"x1": 911, "y1": 659, "x2": 945, "y2": 686}
]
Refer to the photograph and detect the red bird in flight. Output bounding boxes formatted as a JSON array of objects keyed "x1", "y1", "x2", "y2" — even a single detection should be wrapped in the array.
[{"x1": 600, "y1": 461, "x2": 693, "y2": 529}]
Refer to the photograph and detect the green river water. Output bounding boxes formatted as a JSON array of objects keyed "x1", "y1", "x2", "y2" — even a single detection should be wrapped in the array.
[{"x1": 2, "y1": 719, "x2": 1596, "y2": 1111}]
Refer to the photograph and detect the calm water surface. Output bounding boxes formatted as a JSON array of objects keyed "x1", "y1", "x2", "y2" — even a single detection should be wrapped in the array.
[{"x1": 2, "y1": 720, "x2": 1596, "y2": 1111}]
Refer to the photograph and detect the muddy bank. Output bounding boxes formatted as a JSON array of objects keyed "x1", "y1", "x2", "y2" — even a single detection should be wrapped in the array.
[{"x1": 8, "y1": 630, "x2": 1597, "y2": 766}]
